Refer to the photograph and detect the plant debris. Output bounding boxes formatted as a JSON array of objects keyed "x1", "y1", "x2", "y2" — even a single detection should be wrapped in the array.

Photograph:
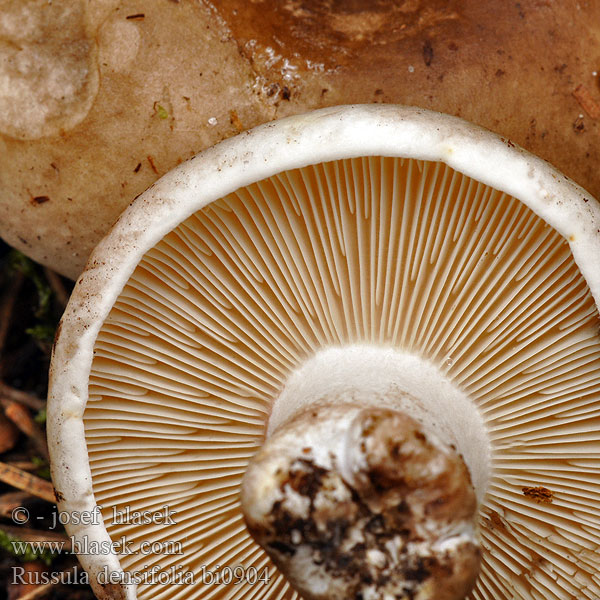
[
  {"x1": 0, "y1": 464, "x2": 55, "y2": 504},
  {"x1": 153, "y1": 102, "x2": 169, "y2": 120},
  {"x1": 573, "y1": 84, "x2": 600, "y2": 119},
  {"x1": 147, "y1": 155, "x2": 159, "y2": 174},
  {"x1": 0, "y1": 240, "x2": 92, "y2": 598}
]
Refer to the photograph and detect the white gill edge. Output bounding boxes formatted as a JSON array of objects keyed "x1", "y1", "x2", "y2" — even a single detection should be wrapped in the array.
[{"x1": 47, "y1": 104, "x2": 600, "y2": 598}]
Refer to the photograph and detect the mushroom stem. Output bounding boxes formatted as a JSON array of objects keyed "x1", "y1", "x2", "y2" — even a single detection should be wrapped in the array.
[
  {"x1": 241, "y1": 346, "x2": 489, "y2": 598},
  {"x1": 241, "y1": 403, "x2": 480, "y2": 600}
]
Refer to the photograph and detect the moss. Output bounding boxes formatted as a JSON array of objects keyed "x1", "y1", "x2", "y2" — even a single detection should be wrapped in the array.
[
  {"x1": 9, "y1": 250, "x2": 52, "y2": 318},
  {"x1": 0, "y1": 529, "x2": 57, "y2": 566}
]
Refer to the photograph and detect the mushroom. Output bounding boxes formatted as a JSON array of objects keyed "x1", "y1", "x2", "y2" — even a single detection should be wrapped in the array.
[
  {"x1": 48, "y1": 105, "x2": 600, "y2": 600},
  {"x1": 2, "y1": 0, "x2": 600, "y2": 278}
]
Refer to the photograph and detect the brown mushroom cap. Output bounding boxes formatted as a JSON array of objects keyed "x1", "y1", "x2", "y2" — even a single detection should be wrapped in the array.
[{"x1": 2, "y1": 0, "x2": 600, "y2": 278}]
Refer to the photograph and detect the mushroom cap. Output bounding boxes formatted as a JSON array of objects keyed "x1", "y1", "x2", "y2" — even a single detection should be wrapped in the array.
[
  {"x1": 48, "y1": 105, "x2": 600, "y2": 600},
  {"x1": 2, "y1": 0, "x2": 600, "y2": 278}
]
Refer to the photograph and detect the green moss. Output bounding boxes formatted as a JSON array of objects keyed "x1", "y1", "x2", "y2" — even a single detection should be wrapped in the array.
[
  {"x1": 34, "y1": 408, "x2": 47, "y2": 426},
  {"x1": 31, "y1": 456, "x2": 51, "y2": 480},
  {"x1": 9, "y1": 250, "x2": 51, "y2": 318},
  {"x1": 0, "y1": 529, "x2": 57, "y2": 566},
  {"x1": 25, "y1": 324, "x2": 55, "y2": 343}
]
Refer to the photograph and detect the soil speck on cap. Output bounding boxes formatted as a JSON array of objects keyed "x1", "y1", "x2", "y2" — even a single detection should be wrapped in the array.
[
  {"x1": 573, "y1": 116, "x2": 586, "y2": 133},
  {"x1": 230, "y1": 110, "x2": 244, "y2": 132},
  {"x1": 422, "y1": 40, "x2": 434, "y2": 66}
]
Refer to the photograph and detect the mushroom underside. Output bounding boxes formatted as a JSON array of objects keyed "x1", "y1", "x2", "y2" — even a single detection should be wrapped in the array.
[{"x1": 65, "y1": 156, "x2": 599, "y2": 600}]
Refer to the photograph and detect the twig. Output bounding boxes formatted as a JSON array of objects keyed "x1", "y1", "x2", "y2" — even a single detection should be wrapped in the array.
[
  {"x1": 17, "y1": 563, "x2": 80, "y2": 600},
  {"x1": 1, "y1": 398, "x2": 49, "y2": 461},
  {"x1": 0, "y1": 462, "x2": 55, "y2": 503},
  {"x1": 0, "y1": 491, "x2": 34, "y2": 518},
  {"x1": 2, "y1": 399, "x2": 37, "y2": 437},
  {"x1": 4, "y1": 462, "x2": 39, "y2": 472},
  {"x1": 42, "y1": 268, "x2": 69, "y2": 309},
  {"x1": 9, "y1": 561, "x2": 47, "y2": 600},
  {"x1": 17, "y1": 580, "x2": 53, "y2": 600},
  {"x1": 0, "y1": 381, "x2": 45, "y2": 411},
  {"x1": 0, "y1": 411, "x2": 19, "y2": 453}
]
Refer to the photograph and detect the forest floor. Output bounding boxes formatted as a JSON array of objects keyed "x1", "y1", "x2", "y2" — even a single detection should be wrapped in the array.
[{"x1": 0, "y1": 239, "x2": 95, "y2": 599}]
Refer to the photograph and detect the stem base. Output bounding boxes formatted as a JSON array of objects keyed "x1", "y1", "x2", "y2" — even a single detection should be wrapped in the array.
[{"x1": 242, "y1": 404, "x2": 480, "y2": 600}]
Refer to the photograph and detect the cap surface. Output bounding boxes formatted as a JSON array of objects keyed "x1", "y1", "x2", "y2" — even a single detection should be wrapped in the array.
[{"x1": 2, "y1": 0, "x2": 600, "y2": 278}]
